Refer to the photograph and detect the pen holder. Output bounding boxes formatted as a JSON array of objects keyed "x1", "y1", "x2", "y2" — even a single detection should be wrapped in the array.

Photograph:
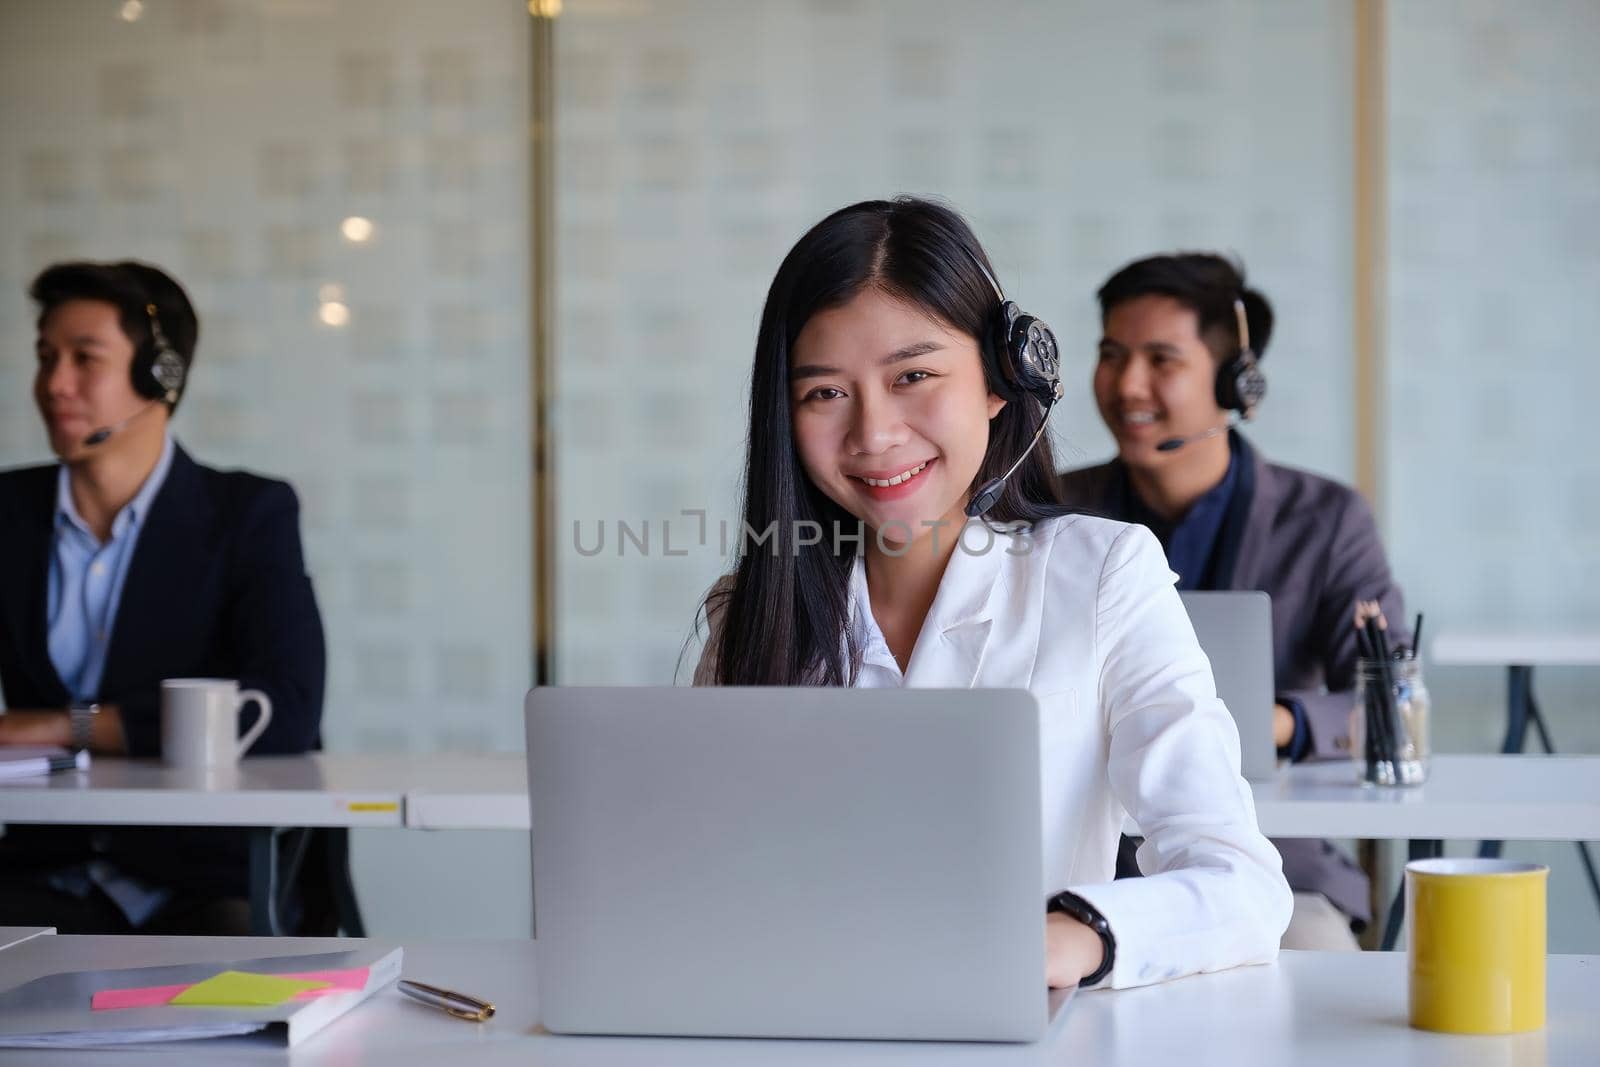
[{"x1": 1349, "y1": 656, "x2": 1429, "y2": 786}]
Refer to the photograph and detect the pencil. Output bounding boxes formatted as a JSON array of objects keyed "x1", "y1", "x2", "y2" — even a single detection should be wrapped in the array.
[{"x1": 1354, "y1": 625, "x2": 1390, "y2": 775}]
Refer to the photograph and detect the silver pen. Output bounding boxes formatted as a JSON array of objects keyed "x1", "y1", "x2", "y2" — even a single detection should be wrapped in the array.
[{"x1": 398, "y1": 978, "x2": 496, "y2": 1022}]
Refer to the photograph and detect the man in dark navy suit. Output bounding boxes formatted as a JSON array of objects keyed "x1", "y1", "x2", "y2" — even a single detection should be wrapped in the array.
[{"x1": 0, "y1": 260, "x2": 326, "y2": 933}]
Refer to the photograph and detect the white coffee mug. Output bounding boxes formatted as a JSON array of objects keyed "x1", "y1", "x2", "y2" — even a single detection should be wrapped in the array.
[{"x1": 161, "y1": 679, "x2": 273, "y2": 768}]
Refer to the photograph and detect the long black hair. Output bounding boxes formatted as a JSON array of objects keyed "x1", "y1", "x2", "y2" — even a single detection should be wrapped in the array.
[{"x1": 703, "y1": 196, "x2": 1069, "y2": 687}]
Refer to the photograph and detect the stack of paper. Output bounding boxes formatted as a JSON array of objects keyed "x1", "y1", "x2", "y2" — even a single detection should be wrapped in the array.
[{"x1": 0, "y1": 947, "x2": 401, "y2": 1049}]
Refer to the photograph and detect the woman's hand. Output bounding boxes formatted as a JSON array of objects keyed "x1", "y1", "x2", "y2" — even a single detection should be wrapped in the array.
[{"x1": 1046, "y1": 911, "x2": 1105, "y2": 988}]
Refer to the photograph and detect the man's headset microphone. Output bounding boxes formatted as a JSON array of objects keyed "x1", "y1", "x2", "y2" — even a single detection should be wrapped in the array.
[{"x1": 81, "y1": 301, "x2": 188, "y2": 448}]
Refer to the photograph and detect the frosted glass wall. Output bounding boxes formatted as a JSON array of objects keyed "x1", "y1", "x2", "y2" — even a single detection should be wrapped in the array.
[
  {"x1": 1387, "y1": 0, "x2": 1600, "y2": 951},
  {"x1": 4, "y1": 0, "x2": 1593, "y2": 950},
  {"x1": 0, "y1": 0, "x2": 534, "y2": 936},
  {"x1": 552, "y1": 0, "x2": 1356, "y2": 684}
]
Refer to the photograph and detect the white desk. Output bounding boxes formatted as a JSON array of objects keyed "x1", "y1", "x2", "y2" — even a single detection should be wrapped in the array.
[
  {"x1": 1432, "y1": 632, "x2": 1600, "y2": 667},
  {"x1": 400, "y1": 753, "x2": 527, "y2": 830},
  {"x1": 390, "y1": 753, "x2": 1600, "y2": 842},
  {"x1": 0, "y1": 755, "x2": 404, "y2": 827},
  {"x1": 1251, "y1": 755, "x2": 1600, "y2": 840},
  {"x1": 0, "y1": 755, "x2": 406, "y2": 936},
  {"x1": 1430, "y1": 629, "x2": 1600, "y2": 755},
  {"x1": 9, "y1": 753, "x2": 1595, "y2": 947},
  {"x1": 0, "y1": 936, "x2": 1592, "y2": 1065},
  {"x1": 13, "y1": 753, "x2": 1596, "y2": 843},
  {"x1": 0, "y1": 930, "x2": 51, "y2": 954},
  {"x1": 1430, "y1": 631, "x2": 1600, "y2": 925}
]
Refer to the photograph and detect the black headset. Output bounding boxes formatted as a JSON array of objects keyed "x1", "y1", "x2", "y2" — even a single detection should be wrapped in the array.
[
  {"x1": 968, "y1": 253, "x2": 1062, "y2": 410},
  {"x1": 131, "y1": 300, "x2": 187, "y2": 406},
  {"x1": 1215, "y1": 297, "x2": 1267, "y2": 418},
  {"x1": 964, "y1": 249, "x2": 1062, "y2": 517}
]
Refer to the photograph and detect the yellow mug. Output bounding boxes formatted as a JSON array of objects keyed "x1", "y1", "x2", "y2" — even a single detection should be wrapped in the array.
[{"x1": 1407, "y1": 858, "x2": 1547, "y2": 1034}]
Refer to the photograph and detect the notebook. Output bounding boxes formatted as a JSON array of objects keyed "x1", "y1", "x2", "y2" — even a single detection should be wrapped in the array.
[{"x1": 0, "y1": 947, "x2": 401, "y2": 1050}]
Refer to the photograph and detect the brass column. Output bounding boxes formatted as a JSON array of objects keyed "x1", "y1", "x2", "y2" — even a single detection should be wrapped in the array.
[
  {"x1": 1353, "y1": 0, "x2": 1386, "y2": 509},
  {"x1": 529, "y1": 1, "x2": 558, "y2": 685},
  {"x1": 1354, "y1": 0, "x2": 1388, "y2": 949}
]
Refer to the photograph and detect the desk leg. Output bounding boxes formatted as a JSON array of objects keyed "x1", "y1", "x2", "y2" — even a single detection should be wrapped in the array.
[
  {"x1": 1477, "y1": 668, "x2": 1600, "y2": 918},
  {"x1": 1380, "y1": 839, "x2": 1442, "y2": 951},
  {"x1": 248, "y1": 828, "x2": 280, "y2": 937},
  {"x1": 1510, "y1": 687, "x2": 1600, "y2": 915},
  {"x1": 1479, "y1": 666, "x2": 1535, "y2": 860},
  {"x1": 1500, "y1": 665, "x2": 1533, "y2": 754},
  {"x1": 326, "y1": 829, "x2": 366, "y2": 937}
]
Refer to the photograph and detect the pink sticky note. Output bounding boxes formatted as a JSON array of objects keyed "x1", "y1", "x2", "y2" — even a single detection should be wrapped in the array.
[
  {"x1": 92, "y1": 967, "x2": 370, "y2": 1011},
  {"x1": 93, "y1": 983, "x2": 191, "y2": 1011}
]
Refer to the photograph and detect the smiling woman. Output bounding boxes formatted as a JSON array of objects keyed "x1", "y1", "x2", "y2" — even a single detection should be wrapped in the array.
[
  {"x1": 697, "y1": 197, "x2": 1068, "y2": 689},
  {"x1": 789, "y1": 286, "x2": 1002, "y2": 543},
  {"x1": 690, "y1": 197, "x2": 1292, "y2": 993}
]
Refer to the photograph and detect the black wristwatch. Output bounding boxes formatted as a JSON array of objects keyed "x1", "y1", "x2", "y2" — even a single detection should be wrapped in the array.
[{"x1": 1048, "y1": 890, "x2": 1115, "y2": 987}]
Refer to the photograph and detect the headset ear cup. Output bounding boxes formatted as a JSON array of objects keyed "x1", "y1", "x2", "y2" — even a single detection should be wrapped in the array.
[
  {"x1": 149, "y1": 349, "x2": 186, "y2": 405},
  {"x1": 987, "y1": 301, "x2": 1062, "y2": 407},
  {"x1": 1214, "y1": 357, "x2": 1237, "y2": 412},
  {"x1": 1215, "y1": 352, "x2": 1267, "y2": 416},
  {"x1": 1238, "y1": 359, "x2": 1266, "y2": 413},
  {"x1": 131, "y1": 300, "x2": 187, "y2": 406},
  {"x1": 130, "y1": 340, "x2": 187, "y2": 405},
  {"x1": 129, "y1": 338, "x2": 165, "y2": 401},
  {"x1": 987, "y1": 302, "x2": 1022, "y2": 398},
  {"x1": 1017, "y1": 317, "x2": 1060, "y2": 403},
  {"x1": 1006, "y1": 313, "x2": 1062, "y2": 407}
]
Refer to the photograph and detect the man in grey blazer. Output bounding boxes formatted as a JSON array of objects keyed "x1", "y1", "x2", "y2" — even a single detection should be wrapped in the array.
[{"x1": 1061, "y1": 253, "x2": 1408, "y2": 949}]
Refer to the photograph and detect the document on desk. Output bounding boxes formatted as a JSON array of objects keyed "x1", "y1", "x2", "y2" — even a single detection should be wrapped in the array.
[{"x1": 0, "y1": 946, "x2": 401, "y2": 1049}]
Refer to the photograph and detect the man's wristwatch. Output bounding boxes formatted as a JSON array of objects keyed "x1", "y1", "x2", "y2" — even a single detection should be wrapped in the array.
[
  {"x1": 68, "y1": 701, "x2": 100, "y2": 752},
  {"x1": 1048, "y1": 890, "x2": 1115, "y2": 987}
]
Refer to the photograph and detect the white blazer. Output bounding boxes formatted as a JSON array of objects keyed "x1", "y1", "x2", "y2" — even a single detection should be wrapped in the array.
[{"x1": 697, "y1": 514, "x2": 1292, "y2": 990}]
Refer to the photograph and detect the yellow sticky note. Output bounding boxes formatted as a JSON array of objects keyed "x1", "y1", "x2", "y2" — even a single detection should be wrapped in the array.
[{"x1": 169, "y1": 971, "x2": 332, "y2": 1007}]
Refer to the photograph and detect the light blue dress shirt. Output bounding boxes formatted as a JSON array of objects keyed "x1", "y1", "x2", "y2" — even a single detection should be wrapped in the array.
[
  {"x1": 47, "y1": 434, "x2": 175, "y2": 703},
  {"x1": 42, "y1": 433, "x2": 176, "y2": 925}
]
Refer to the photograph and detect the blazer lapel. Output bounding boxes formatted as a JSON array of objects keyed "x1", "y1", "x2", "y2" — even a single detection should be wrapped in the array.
[
  {"x1": 99, "y1": 446, "x2": 212, "y2": 696},
  {"x1": 902, "y1": 522, "x2": 1004, "y2": 689},
  {"x1": 1, "y1": 466, "x2": 68, "y2": 703},
  {"x1": 1228, "y1": 438, "x2": 1276, "y2": 592}
]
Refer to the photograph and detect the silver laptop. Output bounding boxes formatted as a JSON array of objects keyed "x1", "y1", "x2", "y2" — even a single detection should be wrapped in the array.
[
  {"x1": 1180, "y1": 591, "x2": 1277, "y2": 780},
  {"x1": 526, "y1": 686, "x2": 1067, "y2": 1042}
]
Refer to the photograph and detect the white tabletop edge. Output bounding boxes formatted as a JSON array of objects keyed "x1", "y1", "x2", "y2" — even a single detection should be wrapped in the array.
[
  {"x1": 0, "y1": 928, "x2": 54, "y2": 953},
  {"x1": 1, "y1": 939, "x2": 1595, "y2": 1066},
  {"x1": 1430, "y1": 631, "x2": 1600, "y2": 666}
]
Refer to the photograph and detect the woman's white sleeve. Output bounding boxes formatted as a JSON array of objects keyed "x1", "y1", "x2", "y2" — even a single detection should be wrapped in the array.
[{"x1": 1066, "y1": 524, "x2": 1292, "y2": 989}]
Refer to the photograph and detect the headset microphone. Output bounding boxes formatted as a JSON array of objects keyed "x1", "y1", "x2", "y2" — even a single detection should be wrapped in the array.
[
  {"x1": 967, "y1": 388, "x2": 1061, "y2": 516},
  {"x1": 82, "y1": 400, "x2": 162, "y2": 447},
  {"x1": 1155, "y1": 421, "x2": 1232, "y2": 453}
]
